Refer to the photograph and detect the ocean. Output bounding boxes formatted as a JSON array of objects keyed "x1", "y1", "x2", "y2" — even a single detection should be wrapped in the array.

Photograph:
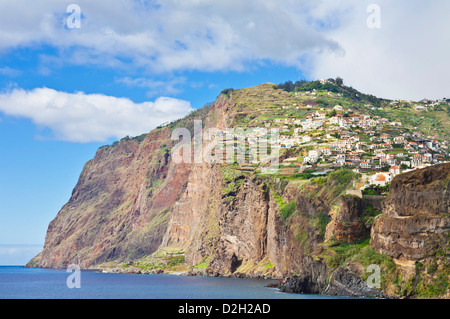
[{"x1": 0, "y1": 266, "x2": 345, "y2": 299}]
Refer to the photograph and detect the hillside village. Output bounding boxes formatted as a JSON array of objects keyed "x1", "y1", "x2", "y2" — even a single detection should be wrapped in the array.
[{"x1": 212, "y1": 83, "x2": 449, "y2": 190}]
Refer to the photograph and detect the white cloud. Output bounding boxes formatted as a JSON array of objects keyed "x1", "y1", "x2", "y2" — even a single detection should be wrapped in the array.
[
  {"x1": 310, "y1": 0, "x2": 450, "y2": 100},
  {"x1": 0, "y1": 1, "x2": 448, "y2": 100},
  {"x1": 0, "y1": 87, "x2": 193, "y2": 143},
  {"x1": 0, "y1": 0, "x2": 340, "y2": 73}
]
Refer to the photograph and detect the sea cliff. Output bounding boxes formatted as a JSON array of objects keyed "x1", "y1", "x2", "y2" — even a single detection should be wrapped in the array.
[{"x1": 28, "y1": 83, "x2": 450, "y2": 298}]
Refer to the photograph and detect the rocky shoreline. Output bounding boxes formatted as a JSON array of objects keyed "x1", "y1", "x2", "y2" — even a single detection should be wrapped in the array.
[
  {"x1": 96, "y1": 266, "x2": 278, "y2": 280},
  {"x1": 93, "y1": 264, "x2": 387, "y2": 299}
]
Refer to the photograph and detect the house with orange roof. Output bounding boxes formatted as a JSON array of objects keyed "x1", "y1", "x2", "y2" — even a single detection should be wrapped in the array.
[
  {"x1": 390, "y1": 165, "x2": 401, "y2": 175},
  {"x1": 368, "y1": 172, "x2": 393, "y2": 187}
]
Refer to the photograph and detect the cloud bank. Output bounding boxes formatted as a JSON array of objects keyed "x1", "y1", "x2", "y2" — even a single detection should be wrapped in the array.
[
  {"x1": 310, "y1": 0, "x2": 450, "y2": 101},
  {"x1": 0, "y1": 88, "x2": 193, "y2": 142},
  {"x1": 0, "y1": 0, "x2": 341, "y2": 72}
]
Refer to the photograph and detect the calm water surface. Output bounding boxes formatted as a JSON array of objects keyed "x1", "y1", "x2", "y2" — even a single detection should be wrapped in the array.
[{"x1": 0, "y1": 266, "x2": 346, "y2": 299}]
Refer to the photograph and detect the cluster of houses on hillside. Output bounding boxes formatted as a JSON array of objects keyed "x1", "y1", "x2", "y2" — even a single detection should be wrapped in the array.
[
  {"x1": 210, "y1": 104, "x2": 448, "y2": 187},
  {"x1": 389, "y1": 97, "x2": 449, "y2": 112},
  {"x1": 293, "y1": 113, "x2": 446, "y2": 186},
  {"x1": 264, "y1": 112, "x2": 445, "y2": 161}
]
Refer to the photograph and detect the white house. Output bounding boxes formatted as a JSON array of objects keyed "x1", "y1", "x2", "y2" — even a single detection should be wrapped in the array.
[
  {"x1": 329, "y1": 116, "x2": 341, "y2": 125},
  {"x1": 400, "y1": 160, "x2": 411, "y2": 167},
  {"x1": 423, "y1": 153, "x2": 433, "y2": 162},
  {"x1": 360, "y1": 162, "x2": 371, "y2": 169},
  {"x1": 308, "y1": 149, "x2": 322, "y2": 159},
  {"x1": 321, "y1": 147, "x2": 331, "y2": 156},
  {"x1": 415, "y1": 105, "x2": 427, "y2": 111},
  {"x1": 390, "y1": 165, "x2": 401, "y2": 175},
  {"x1": 393, "y1": 136, "x2": 406, "y2": 144},
  {"x1": 369, "y1": 172, "x2": 393, "y2": 187},
  {"x1": 304, "y1": 156, "x2": 318, "y2": 164}
]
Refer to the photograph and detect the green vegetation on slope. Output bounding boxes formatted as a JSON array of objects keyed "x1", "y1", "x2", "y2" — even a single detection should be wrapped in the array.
[{"x1": 278, "y1": 78, "x2": 386, "y2": 107}]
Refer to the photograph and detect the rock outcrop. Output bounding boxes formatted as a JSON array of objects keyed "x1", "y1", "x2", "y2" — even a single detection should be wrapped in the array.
[
  {"x1": 325, "y1": 194, "x2": 370, "y2": 243},
  {"x1": 367, "y1": 163, "x2": 450, "y2": 298},
  {"x1": 371, "y1": 163, "x2": 450, "y2": 263}
]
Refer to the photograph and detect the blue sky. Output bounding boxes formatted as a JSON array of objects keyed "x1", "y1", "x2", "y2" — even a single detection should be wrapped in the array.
[{"x1": 0, "y1": 0, "x2": 449, "y2": 265}]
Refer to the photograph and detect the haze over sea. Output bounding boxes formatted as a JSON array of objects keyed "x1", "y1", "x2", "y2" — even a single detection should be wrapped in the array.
[{"x1": 0, "y1": 266, "x2": 347, "y2": 299}]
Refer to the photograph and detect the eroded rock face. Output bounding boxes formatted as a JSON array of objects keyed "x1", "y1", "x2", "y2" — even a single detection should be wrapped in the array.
[
  {"x1": 277, "y1": 256, "x2": 328, "y2": 294},
  {"x1": 28, "y1": 128, "x2": 192, "y2": 268},
  {"x1": 326, "y1": 195, "x2": 369, "y2": 243},
  {"x1": 383, "y1": 163, "x2": 450, "y2": 217},
  {"x1": 371, "y1": 163, "x2": 450, "y2": 262},
  {"x1": 276, "y1": 258, "x2": 384, "y2": 298},
  {"x1": 27, "y1": 93, "x2": 232, "y2": 269},
  {"x1": 371, "y1": 215, "x2": 450, "y2": 261},
  {"x1": 205, "y1": 176, "x2": 272, "y2": 274},
  {"x1": 325, "y1": 266, "x2": 385, "y2": 298},
  {"x1": 28, "y1": 88, "x2": 311, "y2": 274}
]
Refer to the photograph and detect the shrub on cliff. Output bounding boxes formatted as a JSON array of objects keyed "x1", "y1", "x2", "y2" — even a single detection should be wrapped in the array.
[
  {"x1": 280, "y1": 201, "x2": 297, "y2": 221},
  {"x1": 165, "y1": 255, "x2": 185, "y2": 268},
  {"x1": 221, "y1": 88, "x2": 234, "y2": 99},
  {"x1": 328, "y1": 169, "x2": 360, "y2": 186},
  {"x1": 308, "y1": 212, "x2": 330, "y2": 239}
]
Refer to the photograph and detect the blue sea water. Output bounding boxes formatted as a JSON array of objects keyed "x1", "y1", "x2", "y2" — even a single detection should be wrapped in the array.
[{"x1": 0, "y1": 266, "x2": 345, "y2": 299}]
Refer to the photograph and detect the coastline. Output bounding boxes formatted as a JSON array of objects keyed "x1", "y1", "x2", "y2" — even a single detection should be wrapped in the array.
[
  {"x1": 94, "y1": 266, "x2": 278, "y2": 280},
  {"x1": 88, "y1": 265, "x2": 385, "y2": 299}
]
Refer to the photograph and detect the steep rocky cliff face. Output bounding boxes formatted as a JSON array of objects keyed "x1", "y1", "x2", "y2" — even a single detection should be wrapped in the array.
[
  {"x1": 371, "y1": 163, "x2": 449, "y2": 262},
  {"x1": 27, "y1": 84, "x2": 449, "y2": 298},
  {"x1": 27, "y1": 98, "x2": 214, "y2": 269},
  {"x1": 27, "y1": 88, "x2": 277, "y2": 270},
  {"x1": 325, "y1": 195, "x2": 370, "y2": 243},
  {"x1": 28, "y1": 85, "x2": 331, "y2": 280},
  {"x1": 370, "y1": 163, "x2": 449, "y2": 297},
  {"x1": 28, "y1": 127, "x2": 191, "y2": 268}
]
